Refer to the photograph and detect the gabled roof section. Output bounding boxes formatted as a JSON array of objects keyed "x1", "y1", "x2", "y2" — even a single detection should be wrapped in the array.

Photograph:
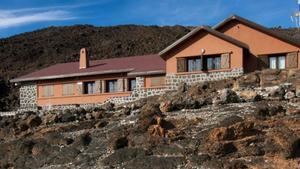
[
  {"x1": 159, "y1": 26, "x2": 249, "y2": 58},
  {"x1": 11, "y1": 54, "x2": 165, "y2": 83},
  {"x1": 214, "y1": 15, "x2": 300, "y2": 48}
]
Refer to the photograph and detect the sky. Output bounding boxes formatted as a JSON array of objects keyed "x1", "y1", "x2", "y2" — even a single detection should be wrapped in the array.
[{"x1": 0, "y1": 0, "x2": 299, "y2": 38}]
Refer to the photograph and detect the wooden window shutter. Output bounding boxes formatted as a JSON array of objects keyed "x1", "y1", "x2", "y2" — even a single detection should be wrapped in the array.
[
  {"x1": 221, "y1": 53, "x2": 230, "y2": 69},
  {"x1": 124, "y1": 78, "x2": 129, "y2": 91},
  {"x1": 95, "y1": 80, "x2": 101, "y2": 93},
  {"x1": 177, "y1": 58, "x2": 187, "y2": 72},
  {"x1": 101, "y1": 80, "x2": 106, "y2": 93},
  {"x1": 117, "y1": 79, "x2": 124, "y2": 92},
  {"x1": 77, "y1": 82, "x2": 83, "y2": 95},
  {"x1": 286, "y1": 52, "x2": 298, "y2": 68},
  {"x1": 150, "y1": 76, "x2": 165, "y2": 87},
  {"x1": 257, "y1": 55, "x2": 269, "y2": 70}
]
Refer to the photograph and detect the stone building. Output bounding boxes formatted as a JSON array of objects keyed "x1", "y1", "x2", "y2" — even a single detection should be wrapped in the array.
[{"x1": 11, "y1": 15, "x2": 300, "y2": 109}]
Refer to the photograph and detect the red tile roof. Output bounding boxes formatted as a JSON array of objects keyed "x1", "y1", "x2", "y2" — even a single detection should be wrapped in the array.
[{"x1": 11, "y1": 54, "x2": 165, "y2": 82}]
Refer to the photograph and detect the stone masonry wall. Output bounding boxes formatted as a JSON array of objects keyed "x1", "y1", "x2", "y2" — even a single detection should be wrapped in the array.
[
  {"x1": 166, "y1": 68, "x2": 244, "y2": 90},
  {"x1": 19, "y1": 83, "x2": 37, "y2": 110},
  {"x1": 136, "y1": 76, "x2": 145, "y2": 89},
  {"x1": 106, "y1": 87, "x2": 167, "y2": 105}
]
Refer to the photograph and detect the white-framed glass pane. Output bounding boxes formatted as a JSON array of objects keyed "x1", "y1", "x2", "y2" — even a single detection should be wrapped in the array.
[
  {"x1": 195, "y1": 58, "x2": 201, "y2": 71},
  {"x1": 188, "y1": 59, "x2": 194, "y2": 72},
  {"x1": 278, "y1": 56, "x2": 285, "y2": 69},
  {"x1": 188, "y1": 58, "x2": 201, "y2": 72},
  {"x1": 130, "y1": 79, "x2": 136, "y2": 91},
  {"x1": 214, "y1": 57, "x2": 221, "y2": 69},
  {"x1": 107, "y1": 80, "x2": 117, "y2": 93},
  {"x1": 207, "y1": 58, "x2": 213, "y2": 70},
  {"x1": 269, "y1": 57, "x2": 277, "y2": 69}
]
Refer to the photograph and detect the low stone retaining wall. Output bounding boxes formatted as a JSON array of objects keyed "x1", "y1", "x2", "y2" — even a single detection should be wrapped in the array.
[
  {"x1": 0, "y1": 108, "x2": 37, "y2": 117},
  {"x1": 166, "y1": 68, "x2": 244, "y2": 90},
  {"x1": 0, "y1": 111, "x2": 19, "y2": 117},
  {"x1": 105, "y1": 87, "x2": 168, "y2": 105}
]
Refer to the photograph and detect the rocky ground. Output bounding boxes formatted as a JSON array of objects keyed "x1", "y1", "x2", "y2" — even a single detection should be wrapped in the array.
[{"x1": 0, "y1": 69, "x2": 300, "y2": 169}]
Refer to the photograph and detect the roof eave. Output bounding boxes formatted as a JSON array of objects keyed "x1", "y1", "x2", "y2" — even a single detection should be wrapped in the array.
[
  {"x1": 159, "y1": 25, "x2": 248, "y2": 58},
  {"x1": 214, "y1": 15, "x2": 300, "y2": 48},
  {"x1": 159, "y1": 26, "x2": 202, "y2": 57},
  {"x1": 10, "y1": 68, "x2": 135, "y2": 83}
]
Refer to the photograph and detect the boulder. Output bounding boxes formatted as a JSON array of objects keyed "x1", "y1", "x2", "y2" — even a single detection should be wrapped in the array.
[
  {"x1": 296, "y1": 85, "x2": 300, "y2": 98},
  {"x1": 85, "y1": 113, "x2": 92, "y2": 120},
  {"x1": 101, "y1": 147, "x2": 146, "y2": 166},
  {"x1": 254, "y1": 104, "x2": 284, "y2": 119},
  {"x1": 265, "y1": 86, "x2": 285, "y2": 99},
  {"x1": 138, "y1": 103, "x2": 163, "y2": 130},
  {"x1": 260, "y1": 69, "x2": 287, "y2": 87},
  {"x1": 43, "y1": 113, "x2": 59, "y2": 124},
  {"x1": 209, "y1": 127, "x2": 234, "y2": 141},
  {"x1": 209, "y1": 122, "x2": 255, "y2": 141},
  {"x1": 159, "y1": 101, "x2": 172, "y2": 113},
  {"x1": 207, "y1": 142, "x2": 237, "y2": 156},
  {"x1": 213, "y1": 89, "x2": 240, "y2": 105},
  {"x1": 91, "y1": 111, "x2": 103, "y2": 119},
  {"x1": 177, "y1": 82, "x2": 187, "y2": 93},
  {"x1": 238, "y1": 90, "x2": 261, "y2": 102},
  {"x1": 284, "y1": 91, "x2": 295, "y2": 100},
  {"x1": 102, "y1": 102, "x2": 115, "y2": 111},
  {"x1": 265, "y1": 127, "x2": 300, "y2": 159},
  {"x1": 26, "y1": 114, "x2": 42, "y2": 128},
  {"x1": 95, "y1": 120, "x2": 108, "y2": 128},
  {"x1": 58, "y1": 112, "x2": 76, "y2": 123},
  {"x1": 109, "y1": 136, "x2": 128, "y2": 150},
  {"x1": 235, "y1": 72, "x2": 260, "y2": 88}
]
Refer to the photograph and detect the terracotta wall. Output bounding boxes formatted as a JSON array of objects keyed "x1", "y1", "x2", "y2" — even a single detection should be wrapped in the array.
[
  {"x1": 36, "y1": 73, "x2": 133, "y2": 106},
  {"x1": 218, "y1": 20, "x2": 300, "y2": 71},
  {"x1": 164, "y1": 31, "x2": 244, "y2": 74}
]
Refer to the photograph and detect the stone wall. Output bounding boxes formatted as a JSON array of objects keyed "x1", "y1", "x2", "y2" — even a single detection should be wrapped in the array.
[
  {"x1": 105, "y1": 87, "x2": 167, "y2": 105},
  {"x1": 136, "y1": 76, "x2": 145, "y2": 89},
  {"x1": 166, "y1": 68, "x2": 244, "y2": 90},
  {"x1": 19, "y1": 83, "x2": 37, "y2": 109}
]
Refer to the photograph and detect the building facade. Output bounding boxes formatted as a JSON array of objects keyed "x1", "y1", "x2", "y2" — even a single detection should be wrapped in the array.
[{"x1": 11, "y1": 15, "x2": 300, "y2": 109}]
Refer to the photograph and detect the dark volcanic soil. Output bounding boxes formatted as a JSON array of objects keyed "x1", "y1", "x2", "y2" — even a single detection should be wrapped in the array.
[{"x1": 0, "y1": 70, "x2": 300, "y2": 169}]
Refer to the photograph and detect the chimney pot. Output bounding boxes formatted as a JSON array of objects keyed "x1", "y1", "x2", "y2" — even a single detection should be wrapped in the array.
[{"x1": 79, "y1": 48, "x2": 89, "y2": 69}]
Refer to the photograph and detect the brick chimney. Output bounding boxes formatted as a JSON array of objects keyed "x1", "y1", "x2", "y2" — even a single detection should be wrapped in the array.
[{"x1": 79, "y1": 48, "x2": 89, "y2": 69}]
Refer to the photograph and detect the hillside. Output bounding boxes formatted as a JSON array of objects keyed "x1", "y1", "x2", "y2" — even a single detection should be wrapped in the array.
[
  {"x1": 0, "y1": 25, "x2": 299, "y2": 110},
  {"x1": 0, "y1": 69, "x2": 299, "y2": 169}
]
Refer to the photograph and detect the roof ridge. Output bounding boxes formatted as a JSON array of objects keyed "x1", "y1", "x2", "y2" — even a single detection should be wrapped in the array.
[{"x1": 159, "y1": 25, "x2": 248, "y2": 57}]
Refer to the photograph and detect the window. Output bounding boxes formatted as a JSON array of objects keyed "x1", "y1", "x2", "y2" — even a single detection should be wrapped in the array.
[
  {"x1": 83, "y1": 81, "x2": 96, "y2": 94},
  {"x1": 269, "y1": 56, "x2": 286, "y2": 69},
  {"x1": 205, "y1": 56, "x2": 221, "y2": 70},
  {"x1": 128, "y1": 78, "x2": 136, "y2": 91},
  {"x1": 106, "y1": 80, "x2": 118, "y2": 93},
  {"x1": 187, "y1": 57, "x2": 202, "y2": 72},
  {"x1": 150, "y1": 76, "x2": 165, "y2": 87},
  {"x1": 63, "y1": 83, "x2": 74, "y2": 96},
  {"x1": 43, "y1": 85, "x2": 54, "y2": 97}
]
